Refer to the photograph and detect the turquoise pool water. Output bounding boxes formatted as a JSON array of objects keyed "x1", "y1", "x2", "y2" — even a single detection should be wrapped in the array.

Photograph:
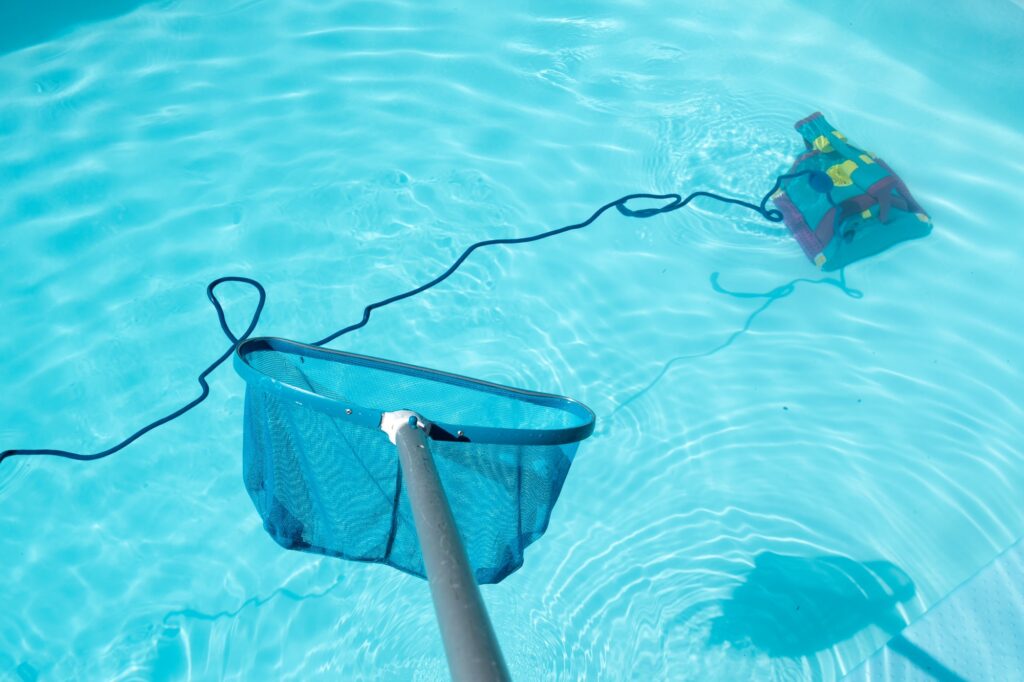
[{"x1": 2, "y1": 1, "x2": 1023, "y2": 680}]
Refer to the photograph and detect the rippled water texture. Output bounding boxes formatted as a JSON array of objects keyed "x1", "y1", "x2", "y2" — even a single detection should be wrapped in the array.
[{"x1": 2, "y1": 1, "x2": 1023, "y2": 680}]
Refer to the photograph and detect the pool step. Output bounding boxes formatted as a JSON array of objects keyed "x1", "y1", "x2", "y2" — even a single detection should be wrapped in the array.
[{"x1": 844, "y1": 537, "x2": 1024, "y2": 681}]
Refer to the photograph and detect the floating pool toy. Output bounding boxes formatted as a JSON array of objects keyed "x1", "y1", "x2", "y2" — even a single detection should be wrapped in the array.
[{"x1": 773, "y1": 112, "x2": 931, "y2": 270}]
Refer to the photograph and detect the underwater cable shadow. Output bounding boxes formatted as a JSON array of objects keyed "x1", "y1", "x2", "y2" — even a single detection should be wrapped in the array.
[
  {"x1": 601, "y1": 270, "x2": 863, "y2": 431},
  {"x1": 695, "y1": 552, "x2": 965, "y2": 682},
  {"x1": 140, "y1": 571, "x2": 348, "y2": 678},
  {"x1": 160, "y1": 571, "x2": 346, "y2": 627}
]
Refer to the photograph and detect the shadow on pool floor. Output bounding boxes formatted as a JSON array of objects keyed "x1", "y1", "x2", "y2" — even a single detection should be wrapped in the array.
[{"x1": 707, "y1": 551, "x2": 966, "y2": 681}]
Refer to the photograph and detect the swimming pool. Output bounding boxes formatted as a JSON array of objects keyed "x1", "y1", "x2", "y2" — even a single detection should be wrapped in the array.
[{"x1": 1, "y1": 1, "x2": 1022, "y2": 679}]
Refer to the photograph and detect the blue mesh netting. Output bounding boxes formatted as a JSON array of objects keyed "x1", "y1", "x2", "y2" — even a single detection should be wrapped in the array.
[{"x1": 235, "y1": 337, "x2": 594, "y2": 584}]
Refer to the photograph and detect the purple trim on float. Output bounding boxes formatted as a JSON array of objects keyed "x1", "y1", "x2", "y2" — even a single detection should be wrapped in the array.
[
  {"x1": 865, "y1": 177, "x2": 906, "y2": 223},
  {"x1": 794, "y1": 111, "x2": 824, "y2": 129},
  {"x1": 815, "y1": 206, "x2": 838, "y2": 245},
  {"x1": 839, "y1": 194, "x2": 876, "y2": 214},
  {"x1": 774, "y1": 192, "x2": 822, "y2": 259}
]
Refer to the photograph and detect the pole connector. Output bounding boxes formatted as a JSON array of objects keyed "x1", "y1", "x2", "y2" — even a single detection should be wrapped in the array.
[{"x1": 379, "y1": 410, "x2": 431, "y2": 445}]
